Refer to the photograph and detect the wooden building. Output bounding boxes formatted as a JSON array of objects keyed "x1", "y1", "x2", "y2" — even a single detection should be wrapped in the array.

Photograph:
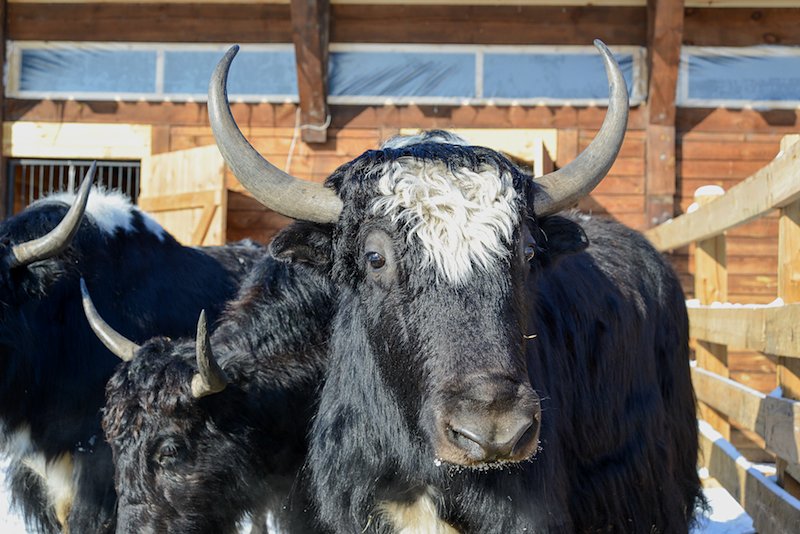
[{"x1": 1, "y1": 0, "x2": 799, "y2": 397}]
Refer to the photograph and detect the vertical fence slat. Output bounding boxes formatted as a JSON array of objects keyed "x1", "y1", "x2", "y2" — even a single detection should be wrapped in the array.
[
  {"x1": 693, "y1": 188, "x2": 730, "y2": 440},
  {"x1": 777, "y1": 198, "x2": 800, "y2": 498}
]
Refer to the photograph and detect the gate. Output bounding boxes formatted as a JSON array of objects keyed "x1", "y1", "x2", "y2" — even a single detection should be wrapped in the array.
[{"x1": 6, "y1": 158, "x2": 140, "y2": 215}]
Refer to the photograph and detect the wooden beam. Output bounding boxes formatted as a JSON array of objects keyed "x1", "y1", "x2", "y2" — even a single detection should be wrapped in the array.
[
  {"x1": 6, "y1": 5, "x2": 800, "y2": 47},
  {"x1": 777, "y1": 198, "x2": 800, "y2": 496},
  {"x1": 2, "y1": 122, "x2": 152, "y2": 159},
  {"x1": 137, "y1": 190, "x2": 222, "y2": 213},
  {"x1": 290, "y1": 0, "x2": 330, "y2": 143},
  {"x1": 692, "y1": 367, "x2": 800, "y2": 465},
  {"x1": 699, "y1": 420, "x2": 800, "y2": 534},
  {"x1": 0, "y1": 0, "x2": 7, "y2": 219},
  {"x1": 4, "y1": 98, "x2": 649, "y2": 130},
  {"x1": 684, "y1": 7, "x2": 800, "y2": 47},
  {"x1": 645, "y1": 0, "x2": 683, "y2": 227},
  {"x1": 8, "y1": 3, "x2": 293, "y2": 42},
  {"x1": 645, "y1": 137, "x2": 800, "y2": 252},
  {"x1": 688, "y1": 304, "x2": 800, "y2": 358},
  {"x1": 647, "y1": 0, "x2": 683, "y2": 127},
  {"x1": 693, "y1": 188, "x2": 730, "y2": 439},
  {"x1": 331, "y1": 5, "x2": 646, "y2": 45},
  {"x1": 5, "y1": 4, "x2": 646, "y2": 45}
]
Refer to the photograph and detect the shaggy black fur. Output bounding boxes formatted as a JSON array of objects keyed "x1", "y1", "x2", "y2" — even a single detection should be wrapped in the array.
[
  {"x1": 102, "y1": 254, "x2": 336, "y2": 534},
  {"x1": 271, "y1": 134, "x2": 704, "y2": 533},
  {"x1": 0, "y1": 195, "x2": 264, "y2": 533}
]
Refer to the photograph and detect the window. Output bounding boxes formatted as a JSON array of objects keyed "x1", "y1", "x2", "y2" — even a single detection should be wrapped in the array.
[
  {"x1": 678, "y1": 46, "x2": 800, "y2": 109},
  {"x1": 7, "y1": 41, "x2": 646, "y2": 106}
]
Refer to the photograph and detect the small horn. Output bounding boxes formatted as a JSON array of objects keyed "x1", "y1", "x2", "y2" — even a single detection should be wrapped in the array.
[
  {"x1": 10, "y1": 162, "x2": 96, "y2": 268},
  {"x1": 208, "y1": 45, "x2": 342, "y2": 223},
  {"x1": 80, "y1": 278, "x2": 140, "y2": 362},
  {"x1": 191, "y1": 310, "x2": 229, "y2": 398},
  {"x1": 533, "y1": 40, "x2": 629, "y2": 216}
]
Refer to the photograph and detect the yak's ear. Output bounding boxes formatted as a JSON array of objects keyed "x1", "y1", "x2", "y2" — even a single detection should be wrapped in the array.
[
  {"x1": 270, "y1": 221, "x2": 333, "y2": 269},
  {"x1": 537, "y1": 215, "x2": 589, "y2": 258}
]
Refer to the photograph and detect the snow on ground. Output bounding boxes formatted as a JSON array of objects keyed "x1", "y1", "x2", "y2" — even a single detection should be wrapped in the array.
[
  {"x1": 0, "y1": 459, "x2": 27, "y2": 534},
  {"x1": 0, "y1": 458, "x2": 757, "y2": 534},
  {"x1": 692, "y1": 487, "x2": 754, "y2": 534}
]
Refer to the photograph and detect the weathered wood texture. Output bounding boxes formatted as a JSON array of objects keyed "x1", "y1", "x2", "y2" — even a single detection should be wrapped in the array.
[
  {"x1": 6, "y1": 4, "x2": 800, "y2": 47},
  {"x1": 290, "y1": 0, "x2": 330, "y2": 143},
  {"x1": 139, "y1": 145, "x2": 227, "y2": 246},
  {"x1": 6, "y1": 4, "x2": 646, "y2": 44},
  {"x1": 575, "y1": 128, "x2": 649, "y2": 231},
  {"x1": 693, "y1": 189, "x2": 730, "y2": 439},
  {"x1": 3, "y1": 100, "x2": 650, "y2": 130},
  {"x1": 645, "y1": 138, "x2": 800, "y2": 252},
  {"x1": 0, "y1": 0, "x2": 7, "y2": 220},
  {"x1": 683, "y1": 7, "x2": 800, "y2": 46},
  {"x1": 645, "y1": 0, "x2": 683, "y2": 227},
  {"x1": 698, "y1": 420, "x2": 800, "y2": 534},
  {"x1": 688, "y1": 304, "x2": 800, "y2": 359},
  {"x1": 692, "y1": 366, "x2": 800, "y2": 467},
  {"x1": 208, "y1": 126, "x2": 386, "y2": 243},
  {"x1": 7, "y1": 3, "x2": 293, "y2": 42},
  {"x1": 776, "y1": 198, "x2": 800, "y2": 495}
]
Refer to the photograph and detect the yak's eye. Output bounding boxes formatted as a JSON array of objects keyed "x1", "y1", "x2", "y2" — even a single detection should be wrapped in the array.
[
  {"x1": 365, "y1": 251, "x2": 386, "y2": 270},
  {"x1": 524, "y1": 243, "x2": 536, "y2": 262},
  {"x1": 155, "y1": 440, "x2": 184, "y2": 467}
]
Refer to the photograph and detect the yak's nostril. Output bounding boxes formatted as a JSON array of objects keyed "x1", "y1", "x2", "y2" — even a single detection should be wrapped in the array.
[
  {"x1": 447, "y1": 413, "x2": 537, "y2": 462},
  {"x1": 447, "y1": 424, "x2": 489, "y2": 459}
]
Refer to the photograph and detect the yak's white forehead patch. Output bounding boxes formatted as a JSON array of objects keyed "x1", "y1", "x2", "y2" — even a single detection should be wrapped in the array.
[
  {"x1": 371, "y1": 158, "x2": 518, "y2": 283},
  {"x1": 32, "y1": 188, "x2": 166, "y2": 241},
  {"x1": 381, "y1": 131, "x2": 469, "y2": 149}
]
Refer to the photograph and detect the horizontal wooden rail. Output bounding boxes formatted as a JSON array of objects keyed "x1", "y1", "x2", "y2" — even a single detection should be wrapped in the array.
[
  {"x1": 699, "y1": 420, "x2": 800, "y2": 534},
  {"x1": 137, "y1": 190, "x2": 222, "y2": 212},
  {"x1": 692, "y1": 367, "x2": 800, "y2": 466},
  {"x1": 138, "y1": 190, "x2": 223, "y2": 246},
  {"x1": 688, "y1": 303, "x2": 800, "y2": 359},
  {"x1": 645, "y1": 138, "x2": 800, "y2": 251}
]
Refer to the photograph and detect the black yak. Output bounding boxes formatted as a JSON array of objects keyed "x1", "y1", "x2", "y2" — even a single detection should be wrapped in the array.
[
  {"x1": 0, "y1": 166, "x2": 264, "y2": 533},
  {"x1": 207, "y1": 39, "x2": 704, "y2": 533},
  {"x1": 84, "y1": 253, "x2": 335, "y2": 534}
]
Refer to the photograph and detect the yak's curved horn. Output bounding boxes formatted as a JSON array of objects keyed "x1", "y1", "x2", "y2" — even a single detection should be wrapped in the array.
[
  {"x1": 208, "y1": 45, "x2": 342, "y2": 223},
  {"x1": 10, "y1": 162, "x2": 96, "y2": 268},
  {"x1": 533, "y1": 40, "x2": 629, "y2": 216},
  {"x1": 191, "y1": 310, "x2": 229, "y2": 398},
  {"x1": 80, "y1": 278, "x2": 140, "y2": 362}
]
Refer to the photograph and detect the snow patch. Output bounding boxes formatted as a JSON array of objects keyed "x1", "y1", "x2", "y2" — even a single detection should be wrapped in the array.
[
  {"x1": 692, "y1": 487, "x2": 755, "y2": 534},
  {"x1": 694, "y1": 185, "x2": 726, "y2": 198},
  {"x1": 685, "y1": 298, "x2": 784, "y2": 309},
  {"x1": 32, "y1": 188, "x2": 166, "y2": 242}
]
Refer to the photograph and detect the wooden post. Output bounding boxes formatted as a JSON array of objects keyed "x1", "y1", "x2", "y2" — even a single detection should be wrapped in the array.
[
  {"x1": 776, "y1": 190, "x2": 800, "y2": 496},
  {"x1": 0, "y1": 0, "x2": 8, "y2": 219},
  {"x1": 693, "y1": 187, "x2": 730, "y2": 440},
  {"x1": 645, "y1": 0, "x2": 684, "y2": 227},
  {"x1": 290, "y1": 0, "x2": 330, "y2": 144}
]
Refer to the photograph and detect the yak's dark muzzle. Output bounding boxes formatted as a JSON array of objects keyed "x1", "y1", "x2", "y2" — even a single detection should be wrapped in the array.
[{"x1": 433, "y1": 376, "x2": 541, "y2": 466}]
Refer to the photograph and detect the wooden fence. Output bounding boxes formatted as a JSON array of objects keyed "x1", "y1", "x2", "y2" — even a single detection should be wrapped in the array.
[{"x1": 645, "y1": 136, "x2": 800, "y2": 533}]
